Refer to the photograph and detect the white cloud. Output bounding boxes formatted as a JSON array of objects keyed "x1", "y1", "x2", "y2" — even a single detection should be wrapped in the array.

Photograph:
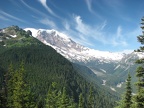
[
  {"x1": 103, "y1": 0, "x2": 123, "y2": 9},
  {"x1": 116, "y1": 26, "x2": 122, "y2": 38},
  {"x1": 63, "y1": 20, "x2": 70, "y2": 30},
  {"x1": 85, "y1": 0, "x2": 93, "y2": 13},
  {"x1": 0, "y1": 10, "x2": 26, "y2": 23},
  {"x1": 38, "y1": 0, "x2": 59, "y2": 18},
  {"x1": 20, "y1": 0, "x2": 58, "y2": 28},
  {"x1": 0, "y1": 15, "x2": 9, "y2": 21},
  {"x1": 39, "y1": 18, "x2": 56, "y2": 28},
  {"x1": 99, "y1": 20, "x2": 107, "y2": 30},
  {"x1": 71, "y1": 15, "x2": 128, "y2": 47},
  {"x1": 20, "y1": 0, "x2": 47, "y2": 17},
  {"x1": 85, "y1": 0, "x2": 103, "y2": 20},
  {"x1": 75, "y1": 16, "x2": 89, "y2": 35}
]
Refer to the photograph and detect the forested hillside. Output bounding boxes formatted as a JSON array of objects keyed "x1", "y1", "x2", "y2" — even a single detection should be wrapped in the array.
[{"x1": 0, "y1": 26, "x2": 117, "y2": 108}]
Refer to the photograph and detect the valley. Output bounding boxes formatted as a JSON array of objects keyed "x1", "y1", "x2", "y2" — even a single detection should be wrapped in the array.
[
  {"x1": 0, "y1": 24, "x2": 143, "y2": 108},
  {"x1": 25, "y1": 27, "x2": 143, "y2": 93}
]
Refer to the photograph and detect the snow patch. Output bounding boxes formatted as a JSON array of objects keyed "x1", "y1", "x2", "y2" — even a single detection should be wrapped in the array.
[
  {"x1": 116, "y1": 82, "x2": 124, "y2": 88},
  {"x1": 100, "y1": 69, "x2": 106, "y2": 73},
  {"x1": 110, "y1": 87, "x2": 116, "y2": 91},
  {"x1": 132, "y1": 93, "x2": 136, "y2": 95},
  {"x1": 10, "y1": 35, "x2": 17, "y2": 38},
  {"x1": 102, "y1": 80, "x2": 106, "y2": 85},
  {"x1": 114, "y1": 65, "x2": 120, "y2": 70}
]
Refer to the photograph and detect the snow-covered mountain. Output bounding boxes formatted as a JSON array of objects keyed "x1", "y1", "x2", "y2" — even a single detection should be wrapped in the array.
[
  {"x1": 25, "y1": 28, "x2": 144, "y2": 93},
  {"x1": 25, "y1": 28, "x2": 125, "y2": 62}
]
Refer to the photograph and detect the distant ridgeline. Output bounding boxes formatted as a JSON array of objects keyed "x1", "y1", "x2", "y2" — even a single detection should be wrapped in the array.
[{"x1": 0, "y1": 26, "x2": 118, "y2": 108}]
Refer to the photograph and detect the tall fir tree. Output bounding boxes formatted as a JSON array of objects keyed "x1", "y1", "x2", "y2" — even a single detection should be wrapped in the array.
[
  {"x1": 78, "y1": 93, "x2": 84, "y2": 108},
  {"x1": 133, "y1": 16, "x2": 144, "y2": 108},
  {"x1": 6, "y1": 62, "x2": 35, "y2": 108},
  {"x1": 115, "y1": 73, "x2": 132, "y2": 108},
  {"x1": 87, "y1": 86, "x2": 95, "y2": 108},
  {"x1": 6, "y1": 63, "x2": 15, "y2": 108},
  {"x1": 124, "y1": 73, "x2": 132, "y2": 108},
  {"x1": 45, "y1": 83, "x2": 58, "y2": 108},
  {"x1": 59, "y1": 87, "x2": 70, "y2": 108}
]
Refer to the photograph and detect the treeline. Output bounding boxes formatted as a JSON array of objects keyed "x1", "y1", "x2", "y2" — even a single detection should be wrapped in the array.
[
  {"x1": 0, "y1": 46, "x2": 115, "y2": 108},
  {"x1": 115, "y1": 17, "x2": 144, "y2": 108},
  {"x1": 0, "y1": 26, "x2": 117, "y2": 108},
  {"x1": 0, "y1": 62, "x2": 92, "y2": 108},
  {"x1": 0, "y1": 45, "x2": 116, "y2": 108}
]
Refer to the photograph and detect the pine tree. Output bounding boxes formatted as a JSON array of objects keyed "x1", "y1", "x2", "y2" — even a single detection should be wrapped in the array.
[
  {"x1": 59, "y1": 87, "x2": 70, "y2": 108},
  {"x1": 45, "y1": 82, "x2": 60, "y2": 108},
  {"x1": 45, "y1": 85, "x2": 56, "y2": 108},
  {"x1": 133, "y1": 16, "x2": 144, "y2": 108},
  {"x1": 6, "y1": 63, "x2": 15, "y2": 108},
  {"x1": 124, "y1": 73, "x2": 132, "y2": 108},
  {"x1": 115, "y1": 73, "x2": 132, "y2": 108},
  {"x1": 78, "y1": 93, "x2": 84, "y2": 108},
  {"x1": 6, "y1": 62, "x2": 35, "y2": 108},
  {"x1": 87, "y1": 86, "x2": 95, "y2": 108}
]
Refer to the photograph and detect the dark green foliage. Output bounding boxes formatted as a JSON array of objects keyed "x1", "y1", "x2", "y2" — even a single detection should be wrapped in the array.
[
  {"x1": 87, "y1": 86, "x2": 95, "y2": 108},
  {"x1": 45, "y1": 83, "x2": 58, "y2": 108},
  {"x1": 4, "y1": 62, "x2": 35, "y2": 108},
  {"x1": 78, "y1": 93, "x2": 84, "y2": 108},
  {"x1": 124, "y1": 73, "x2": 132, "y2": 108},
  {"x1": 59, "y1": 87, "x2": 71, "y2": 108},
  {"x1": 132, "y1": 16, "x2": 144, "y2": 108},
  {"x1": 115, "y1": 73, "x2": 132, "y2": 108},
  {"x1": 0, "y1": 26, "x2": 117, "y2": 108},
  {"x1": 26, "y1": 30, "x2": 32, "y2": 36}
]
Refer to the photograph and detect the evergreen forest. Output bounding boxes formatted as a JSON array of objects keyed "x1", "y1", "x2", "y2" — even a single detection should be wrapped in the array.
[{"x1": 0, "y1": 26, "x2": 117, "y2": 108}]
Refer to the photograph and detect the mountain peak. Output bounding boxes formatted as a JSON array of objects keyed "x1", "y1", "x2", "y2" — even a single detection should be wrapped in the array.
[{"x1": 25, "y1": 28, "x2": 126, "y2": 62}]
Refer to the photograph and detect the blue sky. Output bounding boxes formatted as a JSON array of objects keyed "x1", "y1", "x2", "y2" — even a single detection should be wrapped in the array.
[{"x1": 0, "y1": 0, "x2": 144, "y2": 52}]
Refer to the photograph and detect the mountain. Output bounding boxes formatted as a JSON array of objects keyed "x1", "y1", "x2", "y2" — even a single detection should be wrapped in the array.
[
  {"x1": 24, "y1": 28, "x2": 124, "y2": 62},
  {"x1": 0, "y1": 26, "x2": 117, "y2": 108},
  {"x1": 25, "y1": 28, "x2": 144, "y2": 93}
]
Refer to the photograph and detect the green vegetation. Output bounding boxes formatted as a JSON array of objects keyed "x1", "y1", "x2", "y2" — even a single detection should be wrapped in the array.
[
  {"x1": 115, "y1": 16, "x2": 144, "y2": 108},
  {"x1": 115, "y1": 73, "x2": 132, "y2": 108},
  {"x1": 132, "y1": 16, "x2": 144, "y2": 108},
  {"x1": 0, "y1": 26, "x2": 117, "y2": 108}
]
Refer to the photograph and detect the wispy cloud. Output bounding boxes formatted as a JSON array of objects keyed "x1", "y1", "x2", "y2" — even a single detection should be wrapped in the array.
[
  {"x1": 64, "y1": 15, "x2": 128, "y2": 48},
  {"x1": 39, "y1": 18, "x2": 56, "y2": 28},
  {"x1": 63, "y1": 20, "x2": 70, "y2": 30},
  {"x1": 85, "y1": 0, "x2": 93, "y2": 13},
  {"x1": 85, "y1": 0, "x2": 103, "y2": 20},
  {"x1": 20, "y1": 0, "x2": 47, "y2": 17},
  {"x1": 20, "y1": 0, "x2": 58, "y2": 28},
  {"x1": 38, "y1": 0, "x2": 59, "y2": 18},
  {"x1": 0, "y1": 10, "x2": 26, "y2": 23},
  {"x1": 103, "y1": 0, "x2": 123, "y2": 10},
  {"x1": 0, "y1": 15, "x2": 10, "y2": 21}
]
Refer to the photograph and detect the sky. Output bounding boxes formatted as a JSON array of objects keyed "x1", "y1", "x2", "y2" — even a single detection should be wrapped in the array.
[{"x1": 0, "y1": 0, "x2": 144, "y2": 53}]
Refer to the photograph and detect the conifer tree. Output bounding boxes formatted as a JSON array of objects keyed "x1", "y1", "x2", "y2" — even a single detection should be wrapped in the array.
[
  {"x1": 6, "y1": 62, "x2": 35, "y2": 108},
  {"x1": 59, "y1": 87, "x2": 70, "y2": 108},
  {"x1": 88, "y1": 86, "x2": 95, "y2": 108},
  {"x1": 45, "y1": 85, "x2": 57, "y2": 108},
  {"x1": 133, "y1": 16, "x2": 144, "y2": 108},
  {"x1": 124, "y1": 73, "x2": 132, "y2": 107},
  {"x1": 6, "y1": 63, "x2": 15, "y2": 108},
  {"x1": 45, "y1": 82, "x2": 62, "y2": 108},
  {"x1": 68, "y1": 96, "x2": 77, "y2": 108},
  {"x1": 78, "y1": 93, "x2": 84, "y2": 108},
  {"x1": 115, "y1": 73, "x2": 132, "y2": 108}
]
